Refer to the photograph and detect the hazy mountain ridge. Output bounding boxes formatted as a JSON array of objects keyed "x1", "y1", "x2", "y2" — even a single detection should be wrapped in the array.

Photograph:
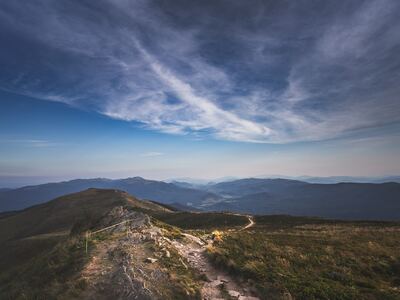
[
  {"x1": 167, "y1": 175, "x2": 400, "y2": 185},
  {"x1": 1, "y1": 177, "x2": 400, "y2": 221},
  {"x1": 0, "y1": 177, "x2": 220, "y2": 212},
  {"x1": 204, "y1": 178, "x2": 308, "y2": 197},
  {"x1": 202, "y1": 179, "x2": 400, "y2": 220},
  {"x1": 298, "y1": 175, "x2": 400, "y2": 184}
]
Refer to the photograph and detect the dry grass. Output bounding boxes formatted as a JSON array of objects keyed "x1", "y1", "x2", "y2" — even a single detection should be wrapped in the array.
[{"x1": 208, "y1": 218, "x2": 400, "y2": 300}]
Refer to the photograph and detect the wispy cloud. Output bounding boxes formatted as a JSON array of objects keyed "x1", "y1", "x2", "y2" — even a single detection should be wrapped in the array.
[
  {"x1": 0, "y1": 0, "x2": 399, "y2": 143},
  {"x1": 140, "y1": 152, "x2": 164, "y2": 157},
  {"x1": 131, "y1": 40, "x2": 271, "y2": 142},
  {"x1": 0, "y1": 139, "x2": 58, "y2": 148}
]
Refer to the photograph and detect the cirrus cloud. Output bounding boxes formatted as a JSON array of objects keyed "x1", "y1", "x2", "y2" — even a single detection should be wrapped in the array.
[{"x1": 0, "y1": 0, "x2": 399, "y2": 143}]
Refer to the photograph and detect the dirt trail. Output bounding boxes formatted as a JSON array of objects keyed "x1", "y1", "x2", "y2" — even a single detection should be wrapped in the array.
[
  {"x1": 77, "y1": 208, "x2": 167, "y2": 299},
  {"x1": 172, "y1": 215, "x2": 259, "y2": 300},
  {"x1": 240, "y1": 216, "x2": 255, "y2": 231},
  {"x1": 78, "y1": 208, "x2": 258, "y2": 299},
  {"x1": 79, "y1": 239, "x2": 119, "y2": 299}
]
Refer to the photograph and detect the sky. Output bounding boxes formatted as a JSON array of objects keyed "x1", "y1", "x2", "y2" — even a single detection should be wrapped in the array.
[{"x1": 1, "y1": 0, "x2": 400, "y2": 187}]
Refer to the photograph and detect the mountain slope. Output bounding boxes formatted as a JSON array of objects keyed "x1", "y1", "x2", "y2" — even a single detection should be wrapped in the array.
[
  {"x1": 207, "y1": 182, "x2": 400, "y2": 220},
  {"x1": 0, "y1": 188, "x2": 173, "y2": 292},
  {"x1": 0, "y1": 189, "x2": 256, "y2": 299},
  {"x1": 0, "y1": 189, "x2": 203, "y2": 299},
  {"x1": 300, "y1": 175, "x2": 400, "y2": 184},
  {"x1": 0, "y1": 177, "x2": 220, "y2": 212},
  {"x1": 0, "y1": 188, "x2": 171, "y2": 243},
  {"x1": 208, "y1": 216, "x2": 400, "y2": 299},
  {"x1": 205, "y1": 178, "x2": 308, "y2": 197}
]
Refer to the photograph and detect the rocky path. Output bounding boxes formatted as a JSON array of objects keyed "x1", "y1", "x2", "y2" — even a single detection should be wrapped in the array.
[
  {"x1": 77, "y1": 207, "x2": 259, "y2": 299},
  {"x1": 172, "y1": 216, "x2": 259, "y2": 300}
]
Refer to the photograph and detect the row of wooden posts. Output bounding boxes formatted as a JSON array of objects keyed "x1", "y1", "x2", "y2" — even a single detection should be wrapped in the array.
[{"x1": 85, "y1": 219, "x2": 133, "y2": 254}]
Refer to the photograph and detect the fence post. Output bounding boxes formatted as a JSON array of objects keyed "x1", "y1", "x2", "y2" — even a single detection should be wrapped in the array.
[{"x1": 85, "y1": 231, "x2": 89, "y2": 254}]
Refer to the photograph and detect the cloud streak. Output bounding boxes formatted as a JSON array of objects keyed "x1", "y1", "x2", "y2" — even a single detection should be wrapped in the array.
[
  {"x1": 140, "y1": 152, "x2": 164, "y2": 157},
  {"x1": 0, "y1": 139, "x2": 58, "y2": 148},
  {"x1": 0, "y1": 0, "x2": 399, "y2": 143}
]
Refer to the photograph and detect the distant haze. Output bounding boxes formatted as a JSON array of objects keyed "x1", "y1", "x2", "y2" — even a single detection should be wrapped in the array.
[{"x1": 1, "y1": 174, "x2": 400, "y2": 189}]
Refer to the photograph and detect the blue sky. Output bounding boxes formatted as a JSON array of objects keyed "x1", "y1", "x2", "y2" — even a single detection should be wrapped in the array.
[{"x1": 1, "y1": 0, "x2": 400, "y2": 186}]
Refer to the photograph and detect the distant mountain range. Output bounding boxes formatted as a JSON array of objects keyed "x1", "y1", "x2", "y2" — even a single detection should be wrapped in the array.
[
  {"x1": 201, "y1": 178, "x2": 400, "y2": 220},
  {"x1": 1, "y1": 176, "x2": 399, "y2": 221},
  {"x1": 0, "y1": 177, "x2": 220, "y2": 212},
  {"x1": 295, "y1": 175, "x2": 400, "y2": 184},
  {"x1": 204, "y1": 178, "x2": 307, "y2": 197},
  {"x1": 169, "y1": 175, "x2": 400, "y2": 185}
]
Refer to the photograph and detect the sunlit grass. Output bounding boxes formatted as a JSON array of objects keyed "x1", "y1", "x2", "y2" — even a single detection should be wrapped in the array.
[{"x1": 208, "y1": 217, "x2": 400, "y2": 300}]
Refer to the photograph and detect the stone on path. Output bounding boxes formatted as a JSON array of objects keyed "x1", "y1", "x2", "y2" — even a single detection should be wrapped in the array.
[
  {"x1": 239, "y1": 296, "x2": 260, "y2": 300},
  {"x1": 209, "y1": 280, "x2": 223, "y2": 287},
  {"x1": 217, "y1": 275, "x2": 229, "y2": 283},
  {"x1": 228, "y1": 290, "x2": 241, "y2": 298}
]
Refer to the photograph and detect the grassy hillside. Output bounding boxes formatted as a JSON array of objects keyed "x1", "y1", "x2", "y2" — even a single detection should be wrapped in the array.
[
  {"x1": 0, "y1": 189, "x2": 203, "y2": 299},
  {"x1": 2, "y1": 189, "x2": 400, "y2": 299},
  {"x1": 0, "y1": 222, "x2": 202, "y2": 299},
  {"x1": 207, "y1": 216, "x2": 400, "y2": 300},
  {"x1": 0, "y1": 188, "x2": 171, "y2": 241},
  {"x1": 0, "y1": 189, "x2": 172, "y2": 274},
  {"x1": 151, "y1": 211, "x2": 248, "y2": 230}
]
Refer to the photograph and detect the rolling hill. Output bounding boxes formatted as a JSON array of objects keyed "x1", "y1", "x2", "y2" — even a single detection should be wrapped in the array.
[
  {"x1": 1, "y1": 188, "x2": 399, "y2": 299},
  {"x1": 0, "y1": 188, "x2": 172, "y2": 243},
  {"x1": 0, "y1": 188, "x2": 252, "y2": 299}
]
